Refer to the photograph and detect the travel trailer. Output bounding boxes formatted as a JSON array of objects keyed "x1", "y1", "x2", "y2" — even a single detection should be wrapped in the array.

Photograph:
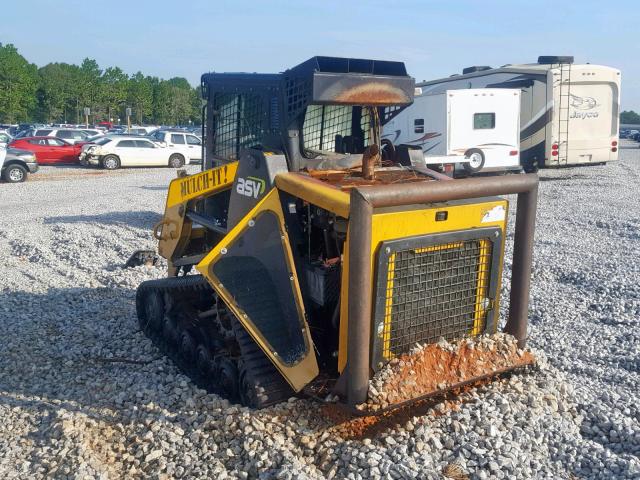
[
  {"x1": 383, "y1": 88, "x2": 521, "y2": 174},
  {"x1": 417, "y1": 56, "x2": 621, "y2": 170}
]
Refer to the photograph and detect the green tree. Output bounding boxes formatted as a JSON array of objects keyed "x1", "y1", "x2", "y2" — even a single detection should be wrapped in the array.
[
  {"x1": 0, "y1": 44, "x2": 202, "y2": 125},
  {"x1": 78, "y1": 58, "x2": 102, "y2": 123},
  {"x1": 151, "y1": 78, "x2": 170, "y2": 124},
  {"x1": 621, "y1": 110, "x2": 640, "y2": 125},
  {"x1": 127, "y1": 72, "x2": 153, "y2": 124},
  {"x1": 165, "y1": 77, "x2": 199, "y2": 125},
  {"x1": 0, "y1": 43, "x2": 38, "y2": 123},
  {"x1": 36, "y1": 63, "x2": 81, "y2": 123},
  {"x1": 101, "y1": 66, "x2": 129, "y2": 123}
]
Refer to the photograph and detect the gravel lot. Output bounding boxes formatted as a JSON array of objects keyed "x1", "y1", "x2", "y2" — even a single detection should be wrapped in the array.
[{"x1": 0, "y1": 147, "x2": 638, "y2": 479}]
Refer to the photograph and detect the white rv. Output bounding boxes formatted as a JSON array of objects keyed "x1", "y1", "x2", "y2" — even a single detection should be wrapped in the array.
[
  {"x1": 383, "y1": 88, "x2": 521, "y2": 173},
  {"x1": 417, "y1": 56, "x2": 621, "y2": 171}
]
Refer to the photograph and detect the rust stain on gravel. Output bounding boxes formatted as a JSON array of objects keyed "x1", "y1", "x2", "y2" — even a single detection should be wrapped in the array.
[
  {"x1": 368, "y1": 337, "x2": 535, "y2": 408},
  {"x1": 320, "y1": 334, "x2": 535, "y2": 440}
]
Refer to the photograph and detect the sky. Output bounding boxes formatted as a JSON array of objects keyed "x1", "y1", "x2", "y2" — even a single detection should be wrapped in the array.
[{"x1": 2, "y1": 0, "x2": 638, "y2": 111}]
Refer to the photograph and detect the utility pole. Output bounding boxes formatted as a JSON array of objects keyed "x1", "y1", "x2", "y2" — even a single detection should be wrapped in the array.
[
  {"x1": 84, "y1": 107, "x2": 90, "y2": 128},
  {"x1": 126, "y1": 107, "x2": 132, "y2": 133},
  {"x1": 7, "y1": 79, "x2": 13, "y2": 124}
]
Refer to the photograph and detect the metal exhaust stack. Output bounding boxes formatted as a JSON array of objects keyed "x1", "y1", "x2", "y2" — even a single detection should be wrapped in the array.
[
  {"x1": 361, "y1": 144, "x2": 379, "y2": 180},
  {"x1": 345, "y1": 174, "x2": 539, "y2": 407}
]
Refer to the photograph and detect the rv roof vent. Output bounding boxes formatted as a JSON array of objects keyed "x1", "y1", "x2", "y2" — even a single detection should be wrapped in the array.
[
  {"x1": 537, "y1": 56, "x2": 574, "y2": 65},
  {"x1": 462, "y1": 66, "x2": 492, "y2": 74}
]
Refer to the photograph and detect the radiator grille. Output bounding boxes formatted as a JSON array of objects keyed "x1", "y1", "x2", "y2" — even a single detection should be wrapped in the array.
[{"x1": 381, "y1": 238, "x2": 493, "y2": 358}]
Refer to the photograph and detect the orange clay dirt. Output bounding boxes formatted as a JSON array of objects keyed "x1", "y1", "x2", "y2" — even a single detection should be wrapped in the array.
[
  {"x1": 320, "y1": 334, "x2": 535, "y2": 440},
  {"x1": 322, "y1": 392, "x2": 474, "y2": 441},
  {"x1": 365, "y1": 334, "x2": 535, "y2": 410}
]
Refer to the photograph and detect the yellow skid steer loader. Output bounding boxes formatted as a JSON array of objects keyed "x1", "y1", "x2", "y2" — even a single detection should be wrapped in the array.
[{"x1": 135, "y1": 57, "x2": 538, "y2": 410}]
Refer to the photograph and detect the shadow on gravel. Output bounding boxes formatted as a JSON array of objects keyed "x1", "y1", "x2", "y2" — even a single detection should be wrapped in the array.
[
  {"x1": 539, "y1": 174, "x2": 591, "y2": 182},
  {"x1": 138, "y1": 185, "x2": 169, "y2": 191},
  {"x1": 43, "y1": 210, "x2": 161, "y2": 228},
  {"x1": 0, "y1": 287, "x2": 157, "y2": 406},
  {"x1": 0, "y1": 285, "x2": 239, "y2": 475}
]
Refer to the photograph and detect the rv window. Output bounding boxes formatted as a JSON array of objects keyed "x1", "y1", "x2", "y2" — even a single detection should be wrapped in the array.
[
  {"x1": 474, "y1": 113, "x2": 495, "y2": 130},
  {"x1": 414, "y1": 118, "x2": 424, "y2": 134}
]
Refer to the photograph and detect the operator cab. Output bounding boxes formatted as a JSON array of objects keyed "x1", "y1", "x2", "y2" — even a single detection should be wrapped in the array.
[{"x1": 201, "y1": 56, "x2": 415, "y2": 172}]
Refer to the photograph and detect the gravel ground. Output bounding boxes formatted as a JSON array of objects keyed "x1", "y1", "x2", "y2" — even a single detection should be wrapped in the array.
[{"x1": 0, "y1": 147, "x2": 638, "y2": 479}]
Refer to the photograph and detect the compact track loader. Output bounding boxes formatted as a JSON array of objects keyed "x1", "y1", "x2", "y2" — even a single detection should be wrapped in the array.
[{"x1": 136, "y1": 57, "x2": 538, "y2": 410}]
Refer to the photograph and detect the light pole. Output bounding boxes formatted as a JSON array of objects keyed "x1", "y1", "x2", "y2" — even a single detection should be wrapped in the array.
[{"x1": 126, "y1": 107, "x2": 132, "y2": 133}]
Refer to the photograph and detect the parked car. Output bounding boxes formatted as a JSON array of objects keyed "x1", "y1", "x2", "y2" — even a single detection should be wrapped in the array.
[
  {"x1": 78, "y1": 136, "x2": 116, "y2": 165},
  {"x1": 85, "y1": 134, "x2": 107, "y2": 143},
  {"x1": 0, "y1": 131, "x2": 12, "y2": 148},
  {"x1": 626, "y1": 129, "x2": 640, "y2": 140},
  {"x1": 9, "y1": 137, "x2": 85, "y2": 165},
  {"x1": 29, "y1": 128, "x2": 90, "y2": 144},
  {"x1": 81, "y1": 129, "x2": 104, "y2": 137},
  {"x1": 126, "y1": 127, "x2": 150, "y2": 136},
  {"x1": 80, "y1": 136, "x2": 188, "y2": 169},
  {"x1": 125, "y1": 126, "x2": 158, "y2": 136},
  {"x1": 14, "y1": 125, "x2": 41, "y2": 138},
  {"x1": 148, "y1": 129, "x2": 202, "y2": 164},
  {"x1": 0, "y1": 147, "x2": 38, "y2": 183}
]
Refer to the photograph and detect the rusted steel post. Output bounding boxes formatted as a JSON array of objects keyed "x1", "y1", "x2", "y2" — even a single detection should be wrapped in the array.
[
  {"x1": 362, "y1": 144, "x2": 379, "y2": 181},
  {"x1": 360, "y1": 174, "x2": 537, "y2": 208},
  {"x1": 346, "y1": 189, "x2": 374, "y2": 407},
  {"x1": 505, "y1": 184, "x2": 539, "y2": 348}
]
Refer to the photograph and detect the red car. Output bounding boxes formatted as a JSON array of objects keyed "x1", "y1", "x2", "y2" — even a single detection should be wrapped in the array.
[{"x1": 9, "y1": 137, "x2": 85, "y2": 165}]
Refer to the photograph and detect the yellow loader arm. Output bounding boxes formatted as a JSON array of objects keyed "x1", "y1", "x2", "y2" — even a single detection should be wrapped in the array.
[{"x1": 154, "y1": 162, "x2": 238, "y2": 274}]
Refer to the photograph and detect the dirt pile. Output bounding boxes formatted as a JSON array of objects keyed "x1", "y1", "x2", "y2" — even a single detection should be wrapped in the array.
[{"x1": 361, "y1": 333, "x2": 535, "y2": 411}]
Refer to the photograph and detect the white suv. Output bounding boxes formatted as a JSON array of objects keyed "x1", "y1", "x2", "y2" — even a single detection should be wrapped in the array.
[
  {"x1": 149, "y1": 130, "x2": 202, "y2": 164},
  {"x1": 80, "y1": 136, "x2": 189, "y2": 170},
  {"x1": 33, "y1": 128, "x2": 90, "y2": 144},
  {"x1": 0, "y1": 131, "x2": 12, "y2": 148}
]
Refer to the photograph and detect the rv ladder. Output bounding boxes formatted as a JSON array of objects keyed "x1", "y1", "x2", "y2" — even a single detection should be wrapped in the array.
[{"x1": 554, "y1": 62, "x2": 572, "y2": 165}]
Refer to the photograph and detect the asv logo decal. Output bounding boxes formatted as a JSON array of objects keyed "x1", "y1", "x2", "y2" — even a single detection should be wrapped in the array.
[{"x1": 236, "y1": 176, "x2": 266, "y2": 199}]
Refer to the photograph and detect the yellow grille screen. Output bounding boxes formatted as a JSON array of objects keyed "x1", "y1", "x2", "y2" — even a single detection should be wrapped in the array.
[{"x1": 382, "y1": 238, "x2": 493, "y2": 358}]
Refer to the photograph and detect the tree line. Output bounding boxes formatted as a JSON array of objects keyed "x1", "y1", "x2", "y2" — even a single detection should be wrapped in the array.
[
  {"x1": 621, "y1": 111, "x2": 640, "y2": 125},
  {"x1": 0, "y1": 43, "x2": 200, "y2": 126}
]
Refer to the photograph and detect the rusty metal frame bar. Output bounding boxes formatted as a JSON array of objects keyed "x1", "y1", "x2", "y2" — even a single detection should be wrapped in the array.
[{"x1": 345, "y1": 173, "x2": 539, "y2": 406}]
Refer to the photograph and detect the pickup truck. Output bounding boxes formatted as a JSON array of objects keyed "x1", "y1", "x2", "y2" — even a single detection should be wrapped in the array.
[{"x1": 0, "y1": 147, "x2": 39, "y2": 183}]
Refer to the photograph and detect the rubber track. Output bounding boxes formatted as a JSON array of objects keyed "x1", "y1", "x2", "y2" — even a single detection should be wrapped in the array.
[
  {"x1": 137, "y1": 275, "x2": 222, "y2": 394},
  {"x1": 232, "y1": 320, "x2": 294, "y2": 408},
  {"x1": 136, "y1": 275, "x2": 293, "y2": 408}
]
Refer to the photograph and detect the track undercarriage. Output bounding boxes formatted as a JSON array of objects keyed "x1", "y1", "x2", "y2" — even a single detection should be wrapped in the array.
[{"x1": 136, "y1": 275, "x2": 293, "y2": 408}]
